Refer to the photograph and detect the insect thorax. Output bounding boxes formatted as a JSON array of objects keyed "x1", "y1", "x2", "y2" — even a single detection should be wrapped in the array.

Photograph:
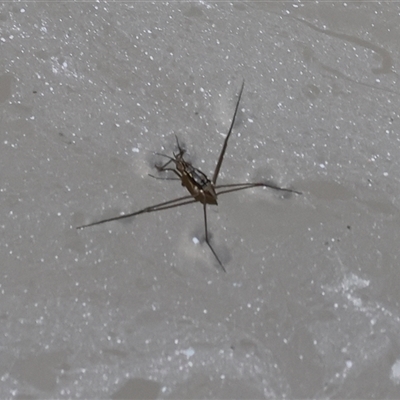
[{"x1": 177, "y1": 160, "x2": 218, "y2": 205}]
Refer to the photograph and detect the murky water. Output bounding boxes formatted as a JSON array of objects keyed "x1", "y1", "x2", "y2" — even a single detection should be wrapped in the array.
[{"x1": 1, "y1": 2, "x2": 400, "y2": 398}]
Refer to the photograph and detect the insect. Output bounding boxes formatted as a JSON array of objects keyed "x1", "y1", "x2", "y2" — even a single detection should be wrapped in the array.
[{"x1": 77, "y1": 81, "x2": 301, "y2": 271}]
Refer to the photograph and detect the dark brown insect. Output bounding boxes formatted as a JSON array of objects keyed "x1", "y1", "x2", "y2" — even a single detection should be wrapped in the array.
[{"x1": 77, "y1": 81, "x2": 301, "y2": 271}]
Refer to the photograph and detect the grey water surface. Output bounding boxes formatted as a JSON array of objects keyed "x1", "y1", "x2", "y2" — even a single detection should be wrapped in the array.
[{"x1": 1, "y1": 2, "x2": 400, "y2": 398}]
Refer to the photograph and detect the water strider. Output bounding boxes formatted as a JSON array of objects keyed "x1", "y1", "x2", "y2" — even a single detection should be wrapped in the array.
[{"x1": 77, "y1": 81, "x2": 301, "y2": 271}]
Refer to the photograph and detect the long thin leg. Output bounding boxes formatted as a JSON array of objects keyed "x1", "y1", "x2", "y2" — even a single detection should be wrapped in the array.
[
  {"x1": 148, "y1": 174, "x2": 180, "y2": 181},
  {"x1": 216, "y1": 182, "x2": 302, "y2": 196},
  {"x1": 203, "y1": 203, "x2": 226, "y2": 272},
  {"x1": 77, "y1": 195, "x2": 197, "y2": 229},
  {"x1": 213, "y1": 80, "x2": 245, "y2": 185}
]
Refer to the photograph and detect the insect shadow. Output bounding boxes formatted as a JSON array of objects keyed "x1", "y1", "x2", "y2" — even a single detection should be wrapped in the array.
[{"x1": 77, "y1": 81, "x2": 301, "y2": 272}]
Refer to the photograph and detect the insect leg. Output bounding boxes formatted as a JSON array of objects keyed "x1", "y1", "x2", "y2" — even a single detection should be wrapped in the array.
[
  {"x1": 154, "y1": 153, "x2": 177, "y2": 171},
  {"x1": 212, "y1": 80, "x2": 245, "y2": 185},
  {"x1": 77, "y1": 195, "x2": 197, "y2": 229},
  {"x1": 203, "y1": 203, "x2": 226, "y2": 272},
  {"x1": 149, "y1": 163, "x2": 182, "y2": 182},
  {"x1": 148, "y1": 174, "x2": 180, "y2": 181},
  {"x1": 154, "y1": 136, "x2": 185, "y2": 171},
  {"x1": 216, "y1": 182, "x2": 302, "y2": 196}
]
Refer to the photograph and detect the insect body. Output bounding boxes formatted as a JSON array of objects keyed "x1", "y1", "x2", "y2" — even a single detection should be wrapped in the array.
[
  {"x1": 77, "y1": 81, "x2": 301, "y2": 271},
  {"x1": 157, "y1": 140, "x2": 218, "y2": 205}
]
